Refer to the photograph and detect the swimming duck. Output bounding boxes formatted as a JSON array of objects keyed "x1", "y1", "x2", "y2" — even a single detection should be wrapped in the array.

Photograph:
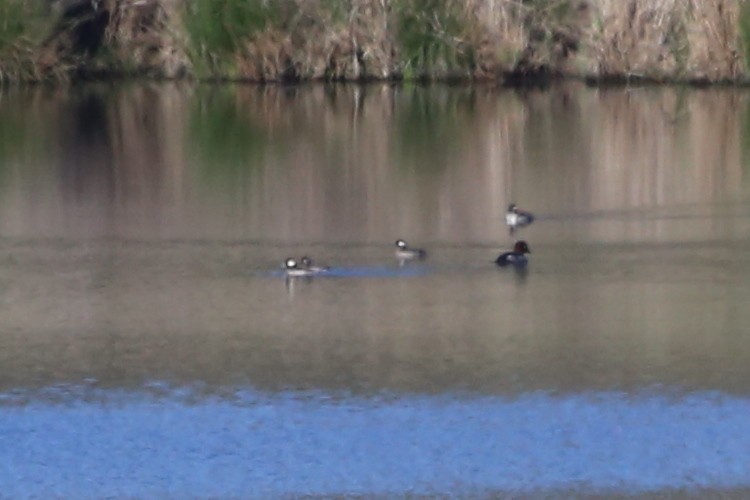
[
  {"x1": 284, "y1": 257, "x2": 317, "y2": 277},
  {"x1": 395, "y1": 239, "x2": 427, "y2": 261},
  {"x1": 505, "y1": 203, "x2": 535, "y2": 232},
  {"x1": 495, "y1": 240, "x2": 531, "y2": 267},
  {"x1": 300, "y1": 256, "x2": 329, "y2": 274}
]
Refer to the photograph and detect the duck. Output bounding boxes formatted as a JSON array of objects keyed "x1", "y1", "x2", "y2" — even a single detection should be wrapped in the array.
[
  {"x1": 300, "y1": 256, "x2": 329, "y2": 274},
  {"x1": 505, "y1": 203, "x2": 535, "y2": 232},
  {"x1": 395, "y1": 239, "x2": 427, "y2": 261},
  {"x1": 284, "y1": 257, "x2": 317, "y2": 277},
  {"x1": 495, "y1": 240, "x2": 531, "y2": 267}
]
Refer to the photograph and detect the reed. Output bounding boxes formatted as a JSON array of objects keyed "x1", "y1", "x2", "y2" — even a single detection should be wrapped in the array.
[
  {"x1": 583, "y1": 0, "x2": 744, "y2": 83},
  {"x1": 2, "y1": 0, "x2": 750, "y2": 84},
  {"x1": 194, "y1": 0, "x2": 395, "y2": 81}
]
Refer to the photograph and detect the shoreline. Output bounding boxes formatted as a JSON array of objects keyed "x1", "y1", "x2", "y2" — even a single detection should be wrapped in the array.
[
  {"x1": 5, "y1": 71, "x2": 750, "y2": 89},
  {"x1": 2, "y1": 0, "x2": 750, "y2": 88}
]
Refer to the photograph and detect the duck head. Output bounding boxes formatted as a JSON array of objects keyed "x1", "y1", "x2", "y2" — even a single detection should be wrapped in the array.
[
  {"x1": 513, "y1": 240, "x2": 531, "y2": 254},
  {"x1": 285, "y1": 258, "x2": 299, "y2": 269}
]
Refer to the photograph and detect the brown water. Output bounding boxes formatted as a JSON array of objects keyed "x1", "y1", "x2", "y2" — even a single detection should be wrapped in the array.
[{"x1": 2, "y1": 82, "x2": 750, "y2": 496}]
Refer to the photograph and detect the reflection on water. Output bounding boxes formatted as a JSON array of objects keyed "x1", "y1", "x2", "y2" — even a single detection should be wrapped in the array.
[
  {"x1": 2, "y1": 82, "x2": 750, "y2": 495},
  {"x1": 1, "y1": 83, "x2": 749, "y2": 243}
]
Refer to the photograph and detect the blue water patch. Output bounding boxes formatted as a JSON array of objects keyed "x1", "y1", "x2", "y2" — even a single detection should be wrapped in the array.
[
  {"x1": 1, "y1": 388, "x2": 749, "y2": 497},
  {"x1": 263, "y1": 265, "x2": 431, "y2": 279}
]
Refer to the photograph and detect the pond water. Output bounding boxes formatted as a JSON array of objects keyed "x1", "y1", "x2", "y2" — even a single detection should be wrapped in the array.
[{"x1": 1, "y1": 82, "x2": 750, "y2": 497}]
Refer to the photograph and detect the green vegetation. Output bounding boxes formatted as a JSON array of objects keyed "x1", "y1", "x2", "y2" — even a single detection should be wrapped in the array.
[
  {"x1": 0, "y1": 0, "x2": 53, "y2": 82},
  {"x1": 183, "y1": 1, "x2": 287, "y2": 77},
  {"x1": 394, "y1": 0, "x2": 473, "y2": 79},
  {"x1": 1, "y1": 0, "x2": 750, "y2": 85},
  {"x1": 0, "y1": 0, "x2": 29, "y2": 49},
  {"x1": 665, "y1": 13, "x2": 689, "y2": 77}
]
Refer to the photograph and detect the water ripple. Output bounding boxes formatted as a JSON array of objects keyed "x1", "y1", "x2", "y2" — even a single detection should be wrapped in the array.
[{"x1": 1, "y1": 386, "x2": 749, "y2": 497}]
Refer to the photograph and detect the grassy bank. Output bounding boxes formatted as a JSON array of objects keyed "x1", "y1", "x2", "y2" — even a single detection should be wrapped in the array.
[
  {"x1": 0, "y1": 1, "x2": 54, "y2": 82},
  {"x1": 1, "y1": 0, "x2": 750, "y2": 84}
]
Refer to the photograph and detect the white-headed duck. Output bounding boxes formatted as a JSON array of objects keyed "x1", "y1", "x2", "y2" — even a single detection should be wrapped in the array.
[
  {"x1": 395, "y1": 239, "x2": 427, "y2": 261},
  {"x1": 284, "y1": 257, "x2": 317, "y2": 277},
  {"x1": 505, "y1": 203, "x2": 535, "y2": 232}
]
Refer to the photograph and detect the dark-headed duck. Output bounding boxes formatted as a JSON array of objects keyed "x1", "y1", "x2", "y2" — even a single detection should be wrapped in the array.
[{"x1": 495, "y1": 240, "x2": 531, "y2": 267}]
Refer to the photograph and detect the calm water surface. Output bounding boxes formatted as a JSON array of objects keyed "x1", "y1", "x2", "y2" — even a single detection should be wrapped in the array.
[{"x1": 1, "y1": 83, "x2": 750, "y2": 497}]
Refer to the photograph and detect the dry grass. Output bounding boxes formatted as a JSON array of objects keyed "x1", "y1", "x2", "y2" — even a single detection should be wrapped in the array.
[
  {"x1": 583, "y1": 0, "x2": 744, "y2": 82},
  {"x1": 102, "y1": 0, "x2": 188, "y2": 77},
  {"x1": 221, "y1": 0, "x2": 580, "y2": 82},
  {"x1": 186, "y1": 0, "x2": 573, "y2": 82},
  {"x1": 0, "y1": 0, "x2": 57, "y2": 83},
  {"x1": 463, "y1": 0, "x2": 528, "y2": 75},
  {"x1": 236, "y1": 1, "x2": 391, "y2": 81},
  {"x1": 684, "y1": 0, "x2": 742, "y2": 81},
  {"x1": 6, "y1": 0, "x2": 189, "y2": 81},
  {"x1": 2, "y1": 0, "x2": 750, "y2": 83},
  {"x1": 213, "y1": 0, "x2": 394, "y2": 81}
]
